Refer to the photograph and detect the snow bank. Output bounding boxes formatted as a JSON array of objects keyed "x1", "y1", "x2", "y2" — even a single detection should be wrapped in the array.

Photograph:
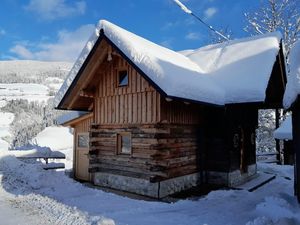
[
  {"x1": 31, "y1": 126, "x2": 73, "y2": 150},
  {"x1": 283, "y1": 40, "x2": 300, "y2": 108},
  {"x1": 9, "y1": 148, "x2": 65, "y2": 158},
  {"x1": 55, "y1": 20, "x2": 281, "y2": 108},
  {"x1": 0, "y1": 112, "x2": 14, "y2": 150},
  {"x1": 273, "y1": 115, "x2": 292, "y2": 140}
]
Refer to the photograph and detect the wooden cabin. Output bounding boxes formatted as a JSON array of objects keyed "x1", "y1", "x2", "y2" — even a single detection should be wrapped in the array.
[{"x1": 56, "y1": 20, "x2": 286, "y2": 198}]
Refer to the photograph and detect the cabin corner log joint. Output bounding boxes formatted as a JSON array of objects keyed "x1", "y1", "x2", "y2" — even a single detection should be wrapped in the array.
[{"x1": 58, "y1": 20, "x2": 287, "y2": 198}]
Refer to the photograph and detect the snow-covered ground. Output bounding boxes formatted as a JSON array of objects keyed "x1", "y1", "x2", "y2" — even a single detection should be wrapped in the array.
[
  {"x1": 0, "y1": 112, "x2": 14, "y2": 150},
  {"x1": 0, "y1": 145, "x2": 299, "y2": 225}
]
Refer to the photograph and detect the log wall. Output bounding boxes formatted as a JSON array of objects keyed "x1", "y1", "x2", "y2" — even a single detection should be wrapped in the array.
[
  {"x1": 161, "y1": 99, "x2": 203, "y2": 124},
  {"x1": 89, "y1": 123, "x2": 202, "y2": 182}
]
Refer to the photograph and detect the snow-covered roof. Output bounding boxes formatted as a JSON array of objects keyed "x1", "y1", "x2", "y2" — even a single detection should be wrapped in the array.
[
  {"x1": 56, "y1": 111, "x2": 89, "y2": 125},
  {"x1": 283, "y1": 41, "x2": 300, "y2": 109},
  {"x1": 274, "y1": 115, "x2": 292, "y2": 140},
  {"x1": 55, "y1": 20, "x2": 282, "y2": 108},
  {"x1": 180, "y1": 33, "x2": 282, "y2": 104}
]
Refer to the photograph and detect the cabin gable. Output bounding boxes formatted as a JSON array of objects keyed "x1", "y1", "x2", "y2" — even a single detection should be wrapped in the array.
[{"x1": 93, "y1": 52, "x2": 162, "y2": 125}]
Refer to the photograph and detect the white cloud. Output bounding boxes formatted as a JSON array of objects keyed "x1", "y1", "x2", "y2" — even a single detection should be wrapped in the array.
[
  {"x1": 9, "y1": 24, "x2": 94, "y2": 62},
  {"x1": 25, "y1": 0, "x2": 86, "y2": 21},
  {"x1": 10, "y1": 45, "x2": 34, "y2": 59},
  {"x1": 0, "y1": 29, "x2": 6, "y2": 36},
  {"x1": 204, "y1": 7, "x2": 217, "y2": 18},
  {"x1": 185, "y1": 32, "x2": 201, "y2": 40}
]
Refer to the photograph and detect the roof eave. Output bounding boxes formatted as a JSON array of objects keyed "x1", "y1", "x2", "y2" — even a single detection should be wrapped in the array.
[{"x1": 56, "y1": 29, "x2": 105, "y2": 110}]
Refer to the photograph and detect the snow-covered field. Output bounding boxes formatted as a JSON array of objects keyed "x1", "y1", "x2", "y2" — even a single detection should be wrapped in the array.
[
  {"x1": 0, "y1": 83, "x2": 50, "y2": 102},
  {"x1": 0, "y1": 60, "x2": 72, "y2": 105}
]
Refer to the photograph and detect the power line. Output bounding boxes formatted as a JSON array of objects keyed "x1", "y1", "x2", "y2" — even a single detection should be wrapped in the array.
[{"x1": 173, "y1": 0, "x2": 229, "y2": 41}]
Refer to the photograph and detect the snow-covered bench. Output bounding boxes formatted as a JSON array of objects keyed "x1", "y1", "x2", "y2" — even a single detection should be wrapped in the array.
[
  {"x1": 43, "y1": 162, "x2": 65, "y2": 170},
  {"x1": 11, "y1": 149, "x2": 66, "y2": 170}
]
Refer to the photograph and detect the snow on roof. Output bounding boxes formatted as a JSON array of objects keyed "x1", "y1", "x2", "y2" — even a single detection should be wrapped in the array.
[
  {"x1": 180, "y1": 32, "x2": 282, "y2": 104},
  {"x1": 283, "y1": 41, "x2": 300, "y2": 109},
  {"x1": 55, "y1": 20, "x2": 282, "y2": 108},
  {"x1": 274, "y1": 115, "x2": 292, "y2": 140},
  {"x1": 56, "y1": 111, "x2": 89, "y2": 125}
]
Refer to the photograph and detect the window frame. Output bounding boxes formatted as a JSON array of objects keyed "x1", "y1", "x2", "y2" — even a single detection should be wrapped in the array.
[
  {"x1": 116, "y1": 132, "x2": 132, "y2": 155},
  {"x1": 77, "y1": 132, "x2": 89, "y2": 149},
  {"x1": 117, "y1": 69, "x2": 129, "y2": 87}
]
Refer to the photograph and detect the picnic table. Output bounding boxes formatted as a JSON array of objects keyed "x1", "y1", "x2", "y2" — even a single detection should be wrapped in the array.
[{"x1": 11, "y1": 149, "x2": 66, "y2": 170}]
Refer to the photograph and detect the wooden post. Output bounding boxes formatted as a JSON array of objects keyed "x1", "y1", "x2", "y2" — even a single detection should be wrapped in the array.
[
  {"x1": 292, "y1": 99, "x2": 300, "y2": 203},
  {"x1": 275, "y1": 109, "x2": 281, "y2": 164}
]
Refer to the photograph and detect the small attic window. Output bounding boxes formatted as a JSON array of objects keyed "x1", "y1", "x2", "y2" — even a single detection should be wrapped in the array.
[{"x1": 118, "y1": 70, "x2": 128, "y2": 87}]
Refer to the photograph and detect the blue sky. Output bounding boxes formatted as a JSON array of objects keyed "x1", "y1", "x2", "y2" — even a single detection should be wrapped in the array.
[{"x1": 0, "y1": 0, "x2": 260, "y2": 62}]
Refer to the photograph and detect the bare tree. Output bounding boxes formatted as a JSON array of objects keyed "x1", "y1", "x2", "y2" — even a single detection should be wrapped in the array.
[{"x1": 244, "y1": 0, "x2": 300, "y2": 56}]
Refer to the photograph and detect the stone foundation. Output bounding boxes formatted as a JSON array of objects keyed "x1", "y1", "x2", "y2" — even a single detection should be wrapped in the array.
[
  {"x1": 206, "y1": 164, "x2": 257, "y2": 187},
  {"x1": 93, "y1": 164, "x2": 256, "y2": 198},
  {"x1": 93, "y1": 172, "x2": 202, "y2": 198}
]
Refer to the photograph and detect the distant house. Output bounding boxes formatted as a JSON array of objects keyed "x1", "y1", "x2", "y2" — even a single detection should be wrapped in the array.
[
  {"x1": 55, "y1": 20, "x2": 286, "y2": 198},
  {"x1": 283, "y1": 40, "x2": 300, "y2": 202},
  {"x1": 274, "y1": 115, "x2": 294, "y2": 165}
]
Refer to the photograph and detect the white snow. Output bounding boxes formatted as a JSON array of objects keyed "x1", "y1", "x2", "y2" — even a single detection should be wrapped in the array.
[
  {"x1": 181, "y1": 32, "x2": 281, "y2": 104},
  {"x1": 0, "y1": 112, "x2": 14, "y2": 139},
  {"x1": 9, "y1": 148, "x2": 65, "y2": 159},
  {"x1": 56, "y1": 111, "x2": 89, "y2": 125},
  {"x1": 0, "y1": 148, "x2": 299, "y2": 225},
  {"x1": 55, "y1": 20, "x2": 281, "y2": 108},
  {"x1": 31, "y1": 126, "x2": 73, "y2": 150},
  {"x1": 283, "y1": 40, "x2": 300, "y2": 108},
  {"x1": 273, "y1": 115, "x2": 292, "y2": 140},
  {"x1": 0, "y1": 60, "x2": 71, "y2": 77},
  {"x1": 0, "y1": 83, "x2": 50, "y2": 102},
  {"x1": 0, "y1": 112, "x2": 14, "y2": 150},
  {"x1": 173, "y1": 0, "x2": 192, "y2": 14}
]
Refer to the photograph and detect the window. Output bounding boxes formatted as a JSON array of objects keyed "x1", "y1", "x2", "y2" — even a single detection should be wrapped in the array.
[
  {"x1": 117, "y1": 133, "x2": 132, "y2": 154},
  {"x1": 78, "y1": 134, "x2": 89, "y2": 148},
  {"x1": 118, "y1": 70, "x2": 128, "y2": 87}
]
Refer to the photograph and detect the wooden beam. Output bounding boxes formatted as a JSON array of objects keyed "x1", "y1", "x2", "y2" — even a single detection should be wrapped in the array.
[
  {"x1": 80, "y1": 89, "x2": 95, "y2": 98},
  {"x1": 275, "y1": 109, "x2": 281, "y2": 164},
  {"x1": 292, "y1": 97, "x2": 300, "y2": 203},
  {"x1": 67, "y1": 41, "x2": 109, "y2": 109},
  {"x1": 278, "y1": 44, "x2": 287, "y2": 87}
]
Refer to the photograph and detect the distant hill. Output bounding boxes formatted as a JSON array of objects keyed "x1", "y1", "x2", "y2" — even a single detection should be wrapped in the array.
[
  {"x1": 0, "y1": 60, "x2": 72, "y2": 77},
  {"x1": 0, "y1": 60, "x2": 72, "y2": 87}
]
